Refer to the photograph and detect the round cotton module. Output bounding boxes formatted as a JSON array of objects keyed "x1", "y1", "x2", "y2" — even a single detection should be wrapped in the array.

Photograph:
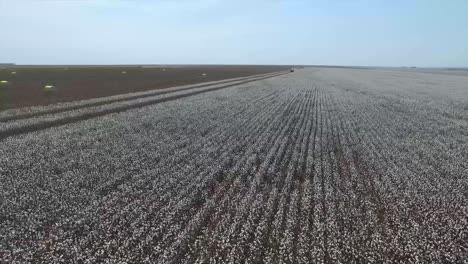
[{"x1": 44, "y1": 85, "x2": 57, "y2": 93}]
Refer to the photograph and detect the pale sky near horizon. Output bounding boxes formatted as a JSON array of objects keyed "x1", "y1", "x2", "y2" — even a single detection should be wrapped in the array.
[{"x1": 1, "y1": 0, "x2": 467, "y2": 67}]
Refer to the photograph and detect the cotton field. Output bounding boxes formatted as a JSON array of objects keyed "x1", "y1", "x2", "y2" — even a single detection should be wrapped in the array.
[{"x1": 0, "y1": 68, "x2": 467, "y2": 263}]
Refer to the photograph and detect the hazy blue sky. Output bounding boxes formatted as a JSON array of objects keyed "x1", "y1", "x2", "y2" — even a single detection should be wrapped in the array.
[{"x1": 1, "y1": 0, "x2": 467, "y2": 67}]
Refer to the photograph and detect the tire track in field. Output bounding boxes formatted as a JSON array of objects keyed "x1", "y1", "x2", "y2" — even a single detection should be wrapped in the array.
[{"x1": 0, "y1": 72, "x2": 288, "y2": 141}]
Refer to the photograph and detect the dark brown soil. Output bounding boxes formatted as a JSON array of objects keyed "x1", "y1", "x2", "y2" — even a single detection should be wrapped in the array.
[{"x1": 0, "y1": 65, "x2": 289, "y2": 110}]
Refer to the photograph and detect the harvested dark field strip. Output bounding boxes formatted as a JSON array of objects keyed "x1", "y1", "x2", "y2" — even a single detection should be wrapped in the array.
[
  {"x1": 1, "y1": 68, "x2": 467, "y2": 263},
  {"x1": 0, "y1": 71, "x2": 283, "y2": 123},
  {"x1": 0, "y1": 65, "x2": 291, "y2": 110},
  {"x1": 0, "y1": 72, "x2": 287, "y2": 140}
]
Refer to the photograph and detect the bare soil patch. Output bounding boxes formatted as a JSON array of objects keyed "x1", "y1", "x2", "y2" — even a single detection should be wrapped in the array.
[{"x1": 0, "y1": 65, "x2": 289, "y2": 110}]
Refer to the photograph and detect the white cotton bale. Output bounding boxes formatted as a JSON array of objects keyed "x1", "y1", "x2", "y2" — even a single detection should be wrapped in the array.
[
  {"x1": 44, "y1": 85, "x2": 54, "y2": 89},
  {"x1": 43, "y1": 85, "x2": 57, "y2": 93}
]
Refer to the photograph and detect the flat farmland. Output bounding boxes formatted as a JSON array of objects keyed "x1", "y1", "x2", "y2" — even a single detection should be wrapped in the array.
[
  {"x1": 0, "y1": 65, "x2": 290, "y2": 110},
  {"x1": 0, "y1": 68, "x2": 467, "y2": 263}
]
